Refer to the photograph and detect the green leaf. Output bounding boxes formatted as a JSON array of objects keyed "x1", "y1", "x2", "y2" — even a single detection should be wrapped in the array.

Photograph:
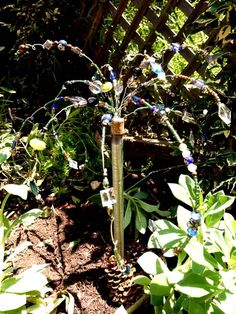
[
  {"x1": 64, "y1": 292, "x2": 75, "y2": 314},
  {"x1": 148, "y1": 219, "x2": 187, "y2": 250},
  {"x1": 150, "y1": 273, "x2": 171, "y2": 296},
  {"x1": 88, "y1": 193, "x2": 102, "y2": 207},
  {"x1": 0, "y1": 151, "x2": 9, "y2": 164},
  {"x1": 205, "y1": 192, "x2": 235, "y2": 227},
  {"x1": 12, "y1": 208, "x2": 43, "y2": 228},
  {"x1": 150, "y1": 295, "x2": 163, "y2": 306},
  {"x1": 167, "y1": 271, "x2": 184, "y2": 285},
  {"x1": 224, "y1": 213, "x2": 236, "y2": 237},
  {"x1": 205, "y1": 211, "x2": 225, "y2": 228},
  {"x1": 220, "y1": 269, "x2": 236, "y2": 293},
  {"x1": 148, "y1": 231, "x2": 162, "y2": 249},
  {"x1": 2, "y1": 265, "x2": 50, "y2": 294},
  {"x1": 71, "y1": 195, "x2": 80, "y2": 204},
  {"x1": 206, "y1": 191, "x2": 235, "y2": 215},
  {"x1": 0, "y1": 292, "x2": 26, "y2": 311},
  {"x1": 65, "y1": 106, "x2": 72, "y2": 118},
  {"x1": 137, "y1": 251, "x2": 169, "y2": 275},
  {"x1": 188, "y1": 299, "x2": 205, "y2": 314},
  {"x1": 207, "y1": 228, "x2": 230, "y2": 257},
  {"x1": 135, "y1": 207, "x2": 147, "y2": 234},
  {"x1": 6, "y1": 209, "x2": 44, "y2": 238},
  {"x1": 0, "y1": 307, "x2": 27, "y2": 314},
  {"x1": 0, "y1": 86, "x2": 16, "y2": 94},
  {"x1": 216, "y1": 291, "x2": 236, "y2": 313},
  {"x1": 133, "y1": 275, "x2": 151, "y2": 286},
  {"x1": 230, "y1": 248, "x2": 236, "y2": 265},
  {"x1": 208, "y1": 304, "x2": 225, "y2": 314},
  {"x1": 184, "y1": 239, "x2": 219, "y2": 270},
  {"x1": 203, "y1": 269, "x2": 221, "y2": 285},
  {"x1": 5, "y1": 241, "x2": 32, "y2": 264},
  {"x1": 177, "y1": 205, "x2": 191, "y2": 231},
  {"x1": 133, "y1": 191, "x2": 149, "y2": 199},
  {"x1": 168, "y1": 183, "x2": 193, "y2": 207},
  {"x1": 2, "y1": 273, "x2": 48, "y2": 294},
  {"x1": 178, "y1": 174, "x2": 196, "y2": 202},
  {"x1": 137, "y1": 199, "x2": 159, "y2": 213},
  {"x1": 26, "y1": 296, "x2": 65, "y2": 314},
  {"x1": 173, "y1": 294, "x2": 187, "y2": 313},
  {"x1": 69, "y1": 239, "x2": 81, "y2": 250},
  {"x1": 175, "y1": 273, "x2": 215, "y2": 298},
  {"x1": 124, "y1": 200, "x2": 132, "y2": 229},
  {"x1": 138, "y1": 199, "x2": 169, "y2": 216},
  {"x1": 2, "y1": 184, "x2": 30, "y2": 200}
]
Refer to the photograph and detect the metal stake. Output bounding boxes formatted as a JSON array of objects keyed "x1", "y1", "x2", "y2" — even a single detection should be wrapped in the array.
[{"x1": 111, "y1": 117, "x2": 125, "y2": 259}]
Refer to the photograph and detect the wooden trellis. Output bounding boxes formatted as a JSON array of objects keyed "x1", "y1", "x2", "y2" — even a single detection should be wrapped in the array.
[{"x1": 83, "y1": 0, "x2": 216, "y2": 77}]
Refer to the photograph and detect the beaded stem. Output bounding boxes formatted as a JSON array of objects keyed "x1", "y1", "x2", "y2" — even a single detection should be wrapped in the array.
[{"x1": 129, "y1": 98, "x2": 202, "y2": 237}]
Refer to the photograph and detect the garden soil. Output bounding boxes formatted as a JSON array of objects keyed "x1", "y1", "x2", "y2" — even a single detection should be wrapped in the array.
[{"x1": 7, "y1": 199, "x2": 149, "y2": 314}]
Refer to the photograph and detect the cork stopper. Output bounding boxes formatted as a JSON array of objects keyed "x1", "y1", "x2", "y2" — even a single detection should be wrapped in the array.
[{"x1": 111, "y1": 117, "x2": 125, "y2": 135}]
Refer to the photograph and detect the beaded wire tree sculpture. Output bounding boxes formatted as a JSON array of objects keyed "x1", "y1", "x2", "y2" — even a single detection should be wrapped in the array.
[{"x1": 16, "y1": 39, "x2": 232, "y2": 305}]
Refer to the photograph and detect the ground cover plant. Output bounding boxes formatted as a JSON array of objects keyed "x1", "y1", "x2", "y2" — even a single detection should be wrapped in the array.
[
  {"x1": 0, "y1": 183, "x2": 74, "y2": 313},
  {"x1": 134, "y1": 174, "x2": 235, "y2": 313},
  {"x1": 0, "y1": 0, "x2": 235, "y2": 313}
]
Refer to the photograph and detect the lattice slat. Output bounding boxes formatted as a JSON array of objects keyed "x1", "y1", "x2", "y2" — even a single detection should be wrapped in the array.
[{"x1": 92, "y1": 0, "x2": 213, "y2": 78}]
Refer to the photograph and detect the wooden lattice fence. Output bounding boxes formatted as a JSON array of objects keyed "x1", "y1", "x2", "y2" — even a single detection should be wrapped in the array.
[{"x1": 82, "y1": 0, "x2": 218, "y2": 78}]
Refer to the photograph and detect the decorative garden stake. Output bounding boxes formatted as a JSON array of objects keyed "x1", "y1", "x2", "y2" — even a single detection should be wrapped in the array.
[{"x1": 16, "y1": 40, "x2": 233, "y2": 310}]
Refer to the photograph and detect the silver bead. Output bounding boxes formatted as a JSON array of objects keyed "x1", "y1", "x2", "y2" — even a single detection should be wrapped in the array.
[{"x1": 43, "y1": 40, "x2": 53, "y2": 50}]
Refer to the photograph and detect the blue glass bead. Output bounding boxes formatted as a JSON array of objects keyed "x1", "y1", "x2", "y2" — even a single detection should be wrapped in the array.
[
  {"x1": 109, "y1": 70, "x2": 116, "y2": 81},
  {"x1": 58, "y1": 96, "x2": 64, "y2": 102},
  {"x1": 122, "y1": 265, "x2": 131, "y2": 275},
  {"x1": 151, "y1": 106, "x2": 158, "y2": 112},
  {"x1": 101, "y1": 113, "x2": 113, "y2": 125},
  {"x1": 191, "y1": 211, "x2": 201, "y2": 221},
  {"x1": 150, "y1": 61, "x2": 164, "y2": 75},
  {"x1": 187, "y1": 228, "x2": 198, "y2": 237},
  {"x1": 11, "y1": 140, "x2": 16, "y2": 150},
  {"x1": 186, "y1": 156, "x2": 194, "y2": 164},
  {"x1": 52, "y1": 103, "x2": 57, "y2": 110},
  {"x1": 131, "y1": 96, "x2": 142, "y2": 106},
  {"x1": 156, "y1": 103, "x2": 165, "y2": 111},
  {"x1": 58, "y1": 40, "x2": 67, "y2": 47}
]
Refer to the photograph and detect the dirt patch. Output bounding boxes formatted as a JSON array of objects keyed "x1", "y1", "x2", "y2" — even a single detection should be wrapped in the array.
[{"x1": 7, "y1": 201, "x2": 150, "y2": 313}]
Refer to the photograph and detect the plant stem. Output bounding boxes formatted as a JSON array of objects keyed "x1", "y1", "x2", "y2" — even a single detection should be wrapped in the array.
[
  {"x1": 154, "y1": 305, "x2": 162, "y2": 314},
  {"x1": 0, "y1": 193, "x2": 10, "y2": 283},
  {"x1": 126, "y1": 294, "x2": 149, "y2": 313},
  {"x1": 45, "y1": 104, "x2": 76, "y2": 128},
  {"x1": 165, "y1": 119, "x2": 183, "y2": 144}
]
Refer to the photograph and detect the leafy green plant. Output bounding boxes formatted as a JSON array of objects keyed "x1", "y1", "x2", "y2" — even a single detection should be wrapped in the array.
[
  {"x1": 0, "y1": 123, "x2": 15, "y2": 170},
  {"x1": 0, "y1": 86, "x2": 16, "y2": 119},
  {"x1": 133, "y1": 174, "x2": 235, "y2": 314},
  {"x1": 124, "y1": 187, "x2": 170, "y2": 236},
  {"x1": 0, "y1": 184, "x2": 74, "y2": 313},
  {"x1": 0, "y1": 99, "x2": 103, "y2": 199}
]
